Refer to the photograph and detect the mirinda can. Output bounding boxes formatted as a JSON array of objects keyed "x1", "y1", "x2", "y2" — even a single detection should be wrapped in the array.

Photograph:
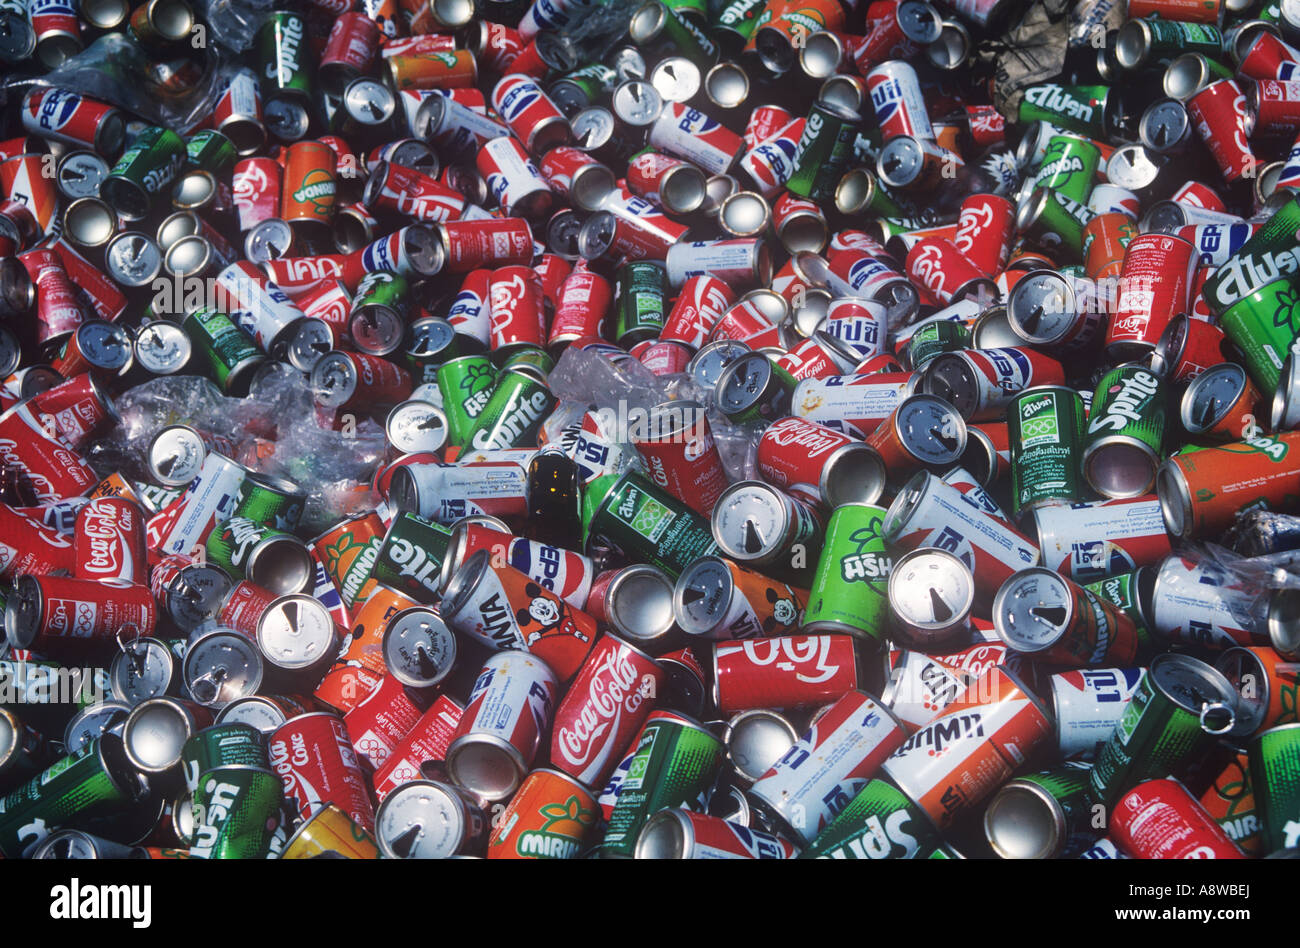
[
  {"x1": 882, "y1": 665, "x2": 1054, "y2": 831},
  {"x1": 487, "y1": 767, "x2": 598, "y2": 859}
]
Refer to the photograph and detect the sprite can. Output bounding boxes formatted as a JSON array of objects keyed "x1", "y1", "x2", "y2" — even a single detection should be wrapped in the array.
[
  {"x1": 465, "y1": 367, "x2": 557, "y2": 450},
  {"x1": 183, "y1": 306, "x2": 267, "y2": 396},
  {"x1": 1217, "y1": 276, "x2": 1300, "y2": 394},
  {"x1": 1080, "y1": 364, "x2": 1166, "y2": 499},
  {"x1": 582, "y1": 470, "x2": 719, "y2": 578},
  {"x1": 799, "y1": 777, "x2": 941, "y2": 860},
  {"x1": 614, "y1": 262, "x2": 667, "y2": 346},
  {"x1": 182, "y1": 724, "x2": 270, "y2": 787},
  {"x1": 100, "y1": 125, "x2": 187, "y2": 221},
  {"x1": 371, "y1": 512, "x2": 453, "y2": 603},
  {"x1": 1248, "y1": 722, "x2": 1300, "y2": 852},
  {"x1": 1009, "y1": 385, "x2": 1085, "y2": 516},
  {"x1": 1017, "y1": 83, "x2": 1114, "y2": 140},
  {"x1": 0, "y1": 734, "x2": 144, "y2": 858},
  {"x1": 802, "y1": 504, "x2": 893, "y2": 644},
  {"x1": 185, "y1": 129, "x2": 238, "y2": 178},
  {"x1": 438, "y1": 354, "x2": 498, "y2": 447},
  {"x1": 786, "y1": 100, "x2": 861, "y2": 203},
  {"x1": 234, "y1": 472, "x2": 306, "y2": 533},
  {"x1": 189, "y1": 765, "x2": 284, "y2": 858},
  {"x1": 1087, "y1": 653, "x2": 1239, "y2": 809},
  {"x1": 599, "y1": 710, "x2": 723, "y2": 858},
  {"x1": 983, "y1": 762, "x2": 1096, "y2": 859},
  {"x1": 907, "y1": 320, "x2": 971, "y2": 372}
]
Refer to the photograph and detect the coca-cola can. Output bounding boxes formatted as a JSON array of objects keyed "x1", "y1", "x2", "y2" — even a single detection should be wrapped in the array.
[
  {"x1": 74, "y1": 496, "x2": 146, "y2": 584},
  {"x1": 269, "y1": 711, "x2": 376, "y2": 831},
  {"x1": 630, "y1": 400, "x2": 729, "y2": 516},
  {"x1": 550, "y1": 633, "x2": 663, "y2": 788},
  {"x1": 342, "y1": 673, "x2": 425, "y2": 771},
  {"x1": 5, "y1": 574, "x2": 157, "y2": 660},
  {"x1": 713, "y1": 634, "x2": 864, "y2": 715},
  {"x1": 1111, "y1": 777, "x2": 1245, "y2": 859},
  {"x1": 371, "y1": 694, "x2": 464, "y2": 801}
]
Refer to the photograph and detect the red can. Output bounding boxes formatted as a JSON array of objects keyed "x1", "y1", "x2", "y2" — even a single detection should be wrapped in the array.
[
  {"x1": 773, "y1": 193, "x2": 827, "y2": 252},
  {"x1": 756, "y1": 416, "x2": 883, "y2": 508},
  {"x1": 661, "y1": 275, "x2": 735, "y2": 349},
  {"x1": 0, "y1": 198, "x2": 40, "y2": 252},
  {"x1": 1237, "y1": 29, "x2": 1295, "y2": 81},
  {"x1": 0, "y1": 503, "x2": 74, "y2": 580},
  {"x1": 965, "y1": 104, "x2": 1005, "y2": 148},
  {"x1": 320, "y1": 12, "x2": 381, "y2": 95},
  {"x1": 217, "y1": 580, "x2": 280, "y2": 637},
  {"x1": 1188, "y1": 79, "x2": 1255, "y2": 185},
  {"x1": 440, "y1": 217, "x2": 534, "y2": 272},
  {"x1": 775, "y1": 336, "x2": 851, "y2": 381},
  {"x1": 713, "y1": 634, "x2": 861, "y2": 715},
  {"x1": 490, "y1": 74, "x2": 571, "y2": 156},
  {"x1": 539, "y1": 147, "x2": 615, "y2": 213},
  {"x1": 548, "y1": 262, "x2": 610, "y2": 347},
  {"x1": 364, "y1": 160, "x2": 465, "y2": 223},
  {"x1": 855, "y1": 0, "x2": 925, "y2": 71},
  {"x1": 953, "y1": 193, "x2": 1014, "y2": 277},
  {"x1": 0, "y1": 155, "x2": 56, "y2": 233},
  {"x1": 50, "y1": 238, "x2": 125, "y2": 324},
  {"x1": 447, "y1": 268, "x2": 493, "y2": 342},
  {"x1": 549, "y1": 633, "x2": 664, "y2": 788},
  {"x1": 270, "y1": 712, "x2": 376, "y2": 831},
  {"x1": 74, "y1": 496, "x2": 146, "y2": 584},
  {"x1": 745, "y1": 105, "x2": 794, "y2": 150},
  {"x1": 28, "y1": 373, "x2": 117, "y2": 450},
  {"x1": 371, "y1": 694, "x2": 464, "y2": 801},
  {"x1": 320, "y1": 351, "x2": 413, "y2": 414},
  {"x1": 633, "y1": 340, "x2": 693, "y2": 376},
  {"x1": 0, "y1": 402, "x2": 98, "y2": 504},
  {"x1": 1107, "y1": 234, "x2": 1197, "y2": 359},
  {"x1": 598, "y1": 192, "x2": 691, "y2": 261},
  {"x1": 489, "y1": 264, "x2": 547, "y2": 351},
  {"x1": 626, "y1": 150, "x2": 705, "y2": 216},
  {"x1": 905, "y1": 237, "x2": 997, "y2": 308},
  {"x1": 1251, "y1": 79, "x2": 1300, "y2": 137},
  {"x1": 6, "y1": 574, "x2": 157, "y2": 658},
  {"x1": 20, "y1": 247, "x2": 85, "y2": 345},
  {"x1": 342, "y1": 673, "x2": 424, "y2": 771},
  {"x1": 534, "y1": 253, "x2": 571, "y2": 313},
  {"x1": 1151, "y1": 313, "x2": 1230, "y2": 383},
  {"x1": 712, "y1": 298, "x2": 783, "y2": 348},
  {"x1": 631, "y1": 400, "x2": 729, "y2": 516},
  {"x1": 264, "y1": 254, "x2": 349, "y2": 289},
  {"x1": 1169, "y1": 180, "x2": 1224, "y2": 213},
  {"x1": 1112, "y1": 778, "x2": 1245, "y2": 859},
  {"x1": 22, "y1": 88, "x2": 122, "y2": 153}
]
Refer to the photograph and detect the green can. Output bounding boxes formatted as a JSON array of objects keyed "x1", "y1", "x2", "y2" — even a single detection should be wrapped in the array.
[
  {"x1": 0, "y1": 735, "x2": 143, "y2": 858},
  {"x1": 799, "y1": 777, "x2": 941, "y2": 860},
  {"x1": 405, "y1": 316, "x2": 463, "y2": 386},
  {"x1": 182, "y1": 724, "x2": 269, "y2": 785},
  {"x1": 100, "y1": 125, "x2": 187, "y2": 221},
  {"x1": 615, "y1": 262, "x2": 667, "y2": 346},
  {"x1": 1033, "y1": 134, "x2": 1100, "y2": 206},
  {"x1": 350, "y1": 270, "x2": 410, "y2": 356},
  {"x1": 983, "y1": 762, "x2": 1096, "y2": 858},
  {"x1": 257, "y1": 11, "x2": 312, "y2": 101},
  {"x1": 785, "y1": 100, "x2": 861, "y2": 202},
  {"x1": 1084, "y1": 569, "x2": 1154, "y2": 656},
  {"x1": 235, "y1": 472, "x2": 306, "y2": 533},
  {"x1": 500, "y1": 345, "x2": 555, "y2": 377},
  {"x1": 186, "y1": 129, "x2": 238, "y2": 178},
  {"x1": 1017, "y1": 83, "x2": 1114, "y2": 140},
  {"x1": 582, "y1": 470, "x2": 719, "y2": 578},
  {"x1": 204, "y1": 514, "x2": 304, "y2": 585},
  {"x1": 1247, "y1": 722, "x2": 1300, "y2": 853},
  {"x1": 371, "y1": 512, "x2": 453, "y2": 603},
  {"x1": 711, "y1": 0, "x2": 767, "y2": 44},
  {"x1": 1080, "y1": 364, "x2": 1166, "y2": 499},
  {"x1": 465, "y1": 367, "x2": 557, "y2": 450},
  {"x1": 1119, "y1": 18, "x2": 1222, "y2": 68},
  {"x1": 1087, "y1": 653, "x2": 1239, "y2": 809},
  {"x1": 629, "y1": 0, "x2": 718, "y2": 66},
  {"x1": 1202, "y1": 194, "x2": 1300, "y2": 316},
  {"x1": 189, "y1": 765, "x2": 284, "y2": 858},
  {"x1": 183, "y1": 306, "x2": 266, "y2": 396},
  {"x1": 438, "y1": 354, "x2": 498, "y2": 447},
  {"x1": 907, "y1": 320, "x2": 971, "y2": 372},
  {"x1": 549, "y1": 63, "x2": 619, "y2": 111},
  {"x1": 1217, "y1": 276, "x2": 1300, "y2": 394},
  {"x1": 1009, "y1": 385, "x2": 1086, "y2": 516},
  {"x1": 600, "y1": 711, "x2": 723, "y2": 858},
  {"x1": 1019, "y1": 186, "x2": 1093, "y2": 262},
  {"x1": 802, "y1": 504, "x2": 893, "y2": 645}
]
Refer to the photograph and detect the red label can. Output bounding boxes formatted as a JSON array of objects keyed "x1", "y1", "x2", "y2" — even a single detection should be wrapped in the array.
[
  {"x1": 713, "y1": 634, "x2": 861, "y2": 715},
  {"x1": 74, "y1": 496, "x2": 146, "y2": 584},
  {"x1": 371, "y1": 694, "x2": 464, "y2": 801},
  {"x1": 660, "y1": 275, "x2": 735, "y2": 349},
  {"x1": 269, "y1": 711, "x2": 376, "y2": 831},
  {"x1": 440, "y1": 217, "x2": 534, "y2": 272},
  {"x1": 1112, "y1": 778, "x2": 1245, "y2": 859},
  {"x1": 343, "y1": 673, "x2": 425, "y2": 771}
]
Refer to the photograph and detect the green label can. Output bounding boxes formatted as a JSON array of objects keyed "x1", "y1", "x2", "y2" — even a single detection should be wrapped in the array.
[
  {"x1": 182, "y1": 724, "x2": 269, "y2": 783},
  {"x1": 235, "y1": 473, "x2": 306, "y2": 533},
  {"x1": 1217, "y1": 277, "x2": 1300, "y2": 394},
  {"x1": 1010, "y1": 385, "x2": 1085, "y2": 516},
  {"x1": 257, "y1": 11, "x2": 312, "y2": 101},
  {"x1": 1020, "y1": 186, "x2": 1093, "y2": 262},
  {"x1": 1033, "y1": 134, "x2": 1101, "y2": 206},
  {"x1": 800, "y1": 777, "x2": 940, "y2": 859},
  {"x1": 438, "y1": 354, "x2": 498, "y2": 447},
  {"x1": 907, "y1": 320, "x2": 971, "y2": 372},
  {"x1": 0, "y1": 735, "x2": 141, "y2": 857},
  {"x1": 1017, "y1": 83, "x2": 1113, "y2": 139},
  {"x1": 186, "y1": 129, "x2": 237, "y2": 178},
  {"x1": 600, "y1": 711, "x2": 723, "y2": 858},
  {"x1": 1084, "y1": 569, "x2": 1154, "y2": 655},
  {"x1": 1088, "y1": 653, "x2": 1238, "y2": 809},
  {"x1": 371, "y1": 512, "x2": 453, "y2": 603},
  {"x1": 583, "y1": 470, "x2": 719, "y2": 579},
  {"x1": 183, "y1": 306, "x2": 266, "y2": 396},
  {"x1": 614, "y1": 262, "x2": 667, "y2": 346},
  {"x1": 189, "y1": 765, "x2": 284, "y2": 859},
  {"x1": 101, "y1": 125, "x2": 187, "y2": 221},
  {"x1": 984, "y1": 763, "x2": 1096, "y2": 858},
  {"x1": 1247, "y1": 722, "x2": 1300, "y2": 852},
  {"x1": 802, "y1": 504, "x2": 892, "y2": 644},
  {"x1": 785, "y1": 100, "x2": 861, "y2": 202},
  {"x1": 1081, "y1": 364, "x2": 1165, "y2": 499},
  {"x1": 466, "y1": 367, "x2": 557, "y2": 450},
  {"x1": 713, "y1": 0, "x2": 767, "y2": 43},
  {"x1": 1203, "y1": 194, "x2": 1300, "y2": 316}
]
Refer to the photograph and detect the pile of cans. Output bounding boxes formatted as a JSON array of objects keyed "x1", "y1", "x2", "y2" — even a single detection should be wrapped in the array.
[{"x1": 4, "y1": 0, "x2": 1300, "y2": 862}]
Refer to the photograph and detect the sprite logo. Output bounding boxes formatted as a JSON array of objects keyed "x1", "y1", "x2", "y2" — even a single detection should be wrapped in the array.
[{"x1": 292, "y1": 169, "x2": 336, "y2": 214}]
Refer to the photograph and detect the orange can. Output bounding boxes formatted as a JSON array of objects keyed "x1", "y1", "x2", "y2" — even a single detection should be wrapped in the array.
[
  {"x1": 282, "y1": 803, "x2": 381, "y2": 859},
  {"x1": 281, "y1": 140, "x2": 337, "y2": 234},
  {"x1": 339, "y1": 584, "x2": 420, "y2": 674},
  {"x1": 312, "y1": 511, "x2": 386, "y2": 607},
  {"x1": 1082, "y1": 211, "x2": 1137, "y2": 284},
  {"x1": 486, "y1": 768, "x2": 598, "y2": 859},
  {"x1": 385, "y1": 50, "x2": 478, "y2": 91},
  {"x1": 1217, "y1": 645, "x2": 1300, "y2": 737},
  {"x1": 313, "y1": 661, "x2": 385, "y2": 714},
  {"x1": 1157, "y1": 432, "x2": 1300, "y2": 540},
  {"x1": 89, "y1": 471, "x2": 141, "y2": 503},
  {"x1": 1197, "y1": 750, "x2": 1264, "y2": 856}
]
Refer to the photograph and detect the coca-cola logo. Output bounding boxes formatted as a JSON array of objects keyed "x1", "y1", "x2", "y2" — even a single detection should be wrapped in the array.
[
  {"x1": 81, "y1": 507, "x2": 127, "y2": 576},
  {"x1": 555, "y1": 644, "x2": 651, "y2": 769},
  {"x1": 763, "y1": 417, "x2": 842, "y2": 458}
]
